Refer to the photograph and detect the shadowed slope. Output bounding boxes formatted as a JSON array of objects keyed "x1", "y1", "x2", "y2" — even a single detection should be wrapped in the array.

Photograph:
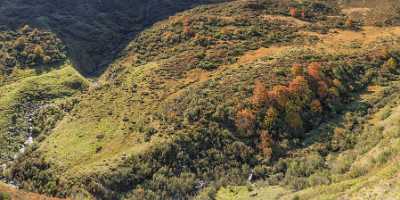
[{"x1": 0, "y1": 0, "x2": 226, "y2": 76}]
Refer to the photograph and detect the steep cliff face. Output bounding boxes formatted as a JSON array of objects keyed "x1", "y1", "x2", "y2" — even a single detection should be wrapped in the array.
[{"x1": 0, "y1": 0, "x2": 225, "y2": 75}]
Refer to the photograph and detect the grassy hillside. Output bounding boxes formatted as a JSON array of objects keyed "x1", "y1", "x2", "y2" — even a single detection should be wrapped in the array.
[
  {"x1": 0, "y1": 27, "x2": 88, "y2": 166},
  {"x1": 2, "y1": 0, "x2": 400, "y2": 199}
]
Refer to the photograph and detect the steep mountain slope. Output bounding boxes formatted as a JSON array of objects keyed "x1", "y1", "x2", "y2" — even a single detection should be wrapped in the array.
[
  {"x1": 0, "y1": 0, "x2": 226, "y2": 75},
  {"x1": 2, "y1": 0, "x2": 400, "y2": 200},
  {"x1": 0, "y1": 27, "x2": 88, "y2": 164}
]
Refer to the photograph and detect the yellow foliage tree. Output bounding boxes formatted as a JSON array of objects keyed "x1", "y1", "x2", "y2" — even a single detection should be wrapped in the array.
[
  {"x1": 291, "y1": 63, "x2": 303, "y2": 76},
  {"x1": 264, "y1": 106, "x2": 278, "y2": 130}
]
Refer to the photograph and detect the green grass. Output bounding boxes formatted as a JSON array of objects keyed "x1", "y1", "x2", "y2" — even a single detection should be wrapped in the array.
[
  {"x1": 0, "y1": 64, "x2": 88, "y2": 162},
  {"x1": 216, "y1": 185, "x2": 289, "y2": 200},
  {"x1": 39, "y1": 62, "x2": 163, "y2": 176}
]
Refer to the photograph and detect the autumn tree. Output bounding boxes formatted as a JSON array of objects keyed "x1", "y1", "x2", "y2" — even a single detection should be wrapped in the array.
[
  {"x1": 264, "y1": 106, "x2": 279, "y2": 130},
  {"x1": 259, "y1": 130, "x2": 273, "y2": 160},
  {"x1": 288, "y1": 76, "x2": 312, "y2": 107},
  {"x1": 251, "y1": 80, "x2": 268, "y2": 106},
  {"x1": 345, "y1": 18, "x2": 353, "y2": 28},
  {"x1": 332, "y1": 79, "x2": 343, "y2": 90},
  {"x1": 33, "y1": 45, "x2": 44, "y2": 57},
  {"x1": 289, "y1": 7, "x2": 297, "y2": 17},
  {"x1": 235, "y1": 109, "x2": 256, "y2": 135},
  {"x1": 14, "y1": 37, "x2": 26, "y2": 50},
  {"x1": 182, "y1": 16, "x2": 194, "y2": 37},
  {"x1": 291, "y1": 63, "x2": 303, "y2": 76},
  {"x1": 301, "y1": 8, "x2": 306, "y2": 18},
  {"x1": 317, "y1": 80, "x2": 329, "y2": 98},
  {"x1": 382, "y1": 57, "x2": 398, "y2": 73},
  {"x1": 268, "y1": 85, "x2": 289, "y2": 108},
  {"x1": 307, "y1": 62, "x2": 323, "y2": 81},
  {"x1": 285, "y1": 110, "x2": 303, "y2": 133},
  {"x1": 310, "y1": 99, "x2": 322, "y2": 113}
]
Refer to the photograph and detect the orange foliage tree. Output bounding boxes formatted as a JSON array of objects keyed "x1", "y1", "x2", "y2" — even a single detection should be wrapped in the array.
[
  {"x1": 307, "y1": 62, "x2": 323, "y2": 81},
  {"x1": 268, "y1": 85, "x2": 289, "y2": 108},
  {"x1": 259, "y1": 130, "x2": 273, "y2": 159},
  {"x1": 288, "y1": 76, "x2": 312, "y2": 107},
  {"x1": 251, "y1": 80, "x2": 268, "y2": 106},
  {"x1": 235, "y1": 109, "x2": 256, "y2": 134}
]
